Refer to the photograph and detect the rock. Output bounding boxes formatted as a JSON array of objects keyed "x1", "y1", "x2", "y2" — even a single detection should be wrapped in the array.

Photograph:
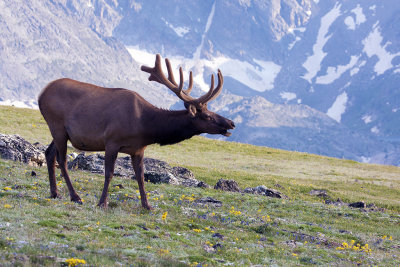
[
  {"x1": 67, "y1": 153, "x2": 78, "y2": 161},
  {"x1": 67, "y1": 152, "x2": 206, "y2": 188},
  {"x1": 349, "y1": 201, "x2": 366, "y2": 208},
  {"x1": 212, "y1": 233, "x2": 224, "y2": 240},
  {"x1": 67, "y1": 153, "x2": 105, "y2": 174},
  {"x1": 325, "y1": 198, "x2": 345, "y2": 205},
  {"x1": 214, "y1": 179, "x2": 241, "y2": 192},
  {"x1": 212, "y1": 243, "x2": 223, "y2": 251},
  {"x1": 244, "y1": 185, "x2": 287, "y2": 199},
  {"x1": 0, "y1": 134, "x2": 46, "y2": 166},
  {"x1": 195, "y1": 197, "x2": 223, "y2": 207},
  {"x1": 196, "y1": 181, "x2": 211, "y2": 188}
]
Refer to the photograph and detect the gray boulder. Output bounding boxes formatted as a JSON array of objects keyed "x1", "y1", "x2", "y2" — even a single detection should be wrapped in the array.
[
  {"x1": 0, "y1": 134, "x2": 46, "y2": 166},
  {"x1": 214, "y1": 179, "x2": 241, "y2": 192},
  {"x1": 243, "y1": 185, "x2": 287, "y2": 199}
]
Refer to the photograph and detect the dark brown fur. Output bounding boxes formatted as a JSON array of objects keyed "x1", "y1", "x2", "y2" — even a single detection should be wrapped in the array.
[{"x1": 39, "y1": 64, "x2": 234, "y2": 209}]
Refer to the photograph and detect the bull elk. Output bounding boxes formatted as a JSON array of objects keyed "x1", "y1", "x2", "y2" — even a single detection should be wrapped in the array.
[{"x1": 38, "y1": 54, "x2": 235, "y2": 209}]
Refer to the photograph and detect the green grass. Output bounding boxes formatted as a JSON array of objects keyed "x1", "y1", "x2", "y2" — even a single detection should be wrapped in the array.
[{"x1": 0, "y1": 105, "x2": 399, "y2": 266}]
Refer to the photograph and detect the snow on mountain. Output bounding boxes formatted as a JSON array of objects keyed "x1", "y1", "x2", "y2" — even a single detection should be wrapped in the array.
[
  {"x1": 362, "y1": 23, "x2": 400, "y2": 75},
  {"x1": 302, "y1": 2, "x2": 342, "y2": 84},
  {"x1": 126, "y1": 46, "x2": 281, "y2": 93}
]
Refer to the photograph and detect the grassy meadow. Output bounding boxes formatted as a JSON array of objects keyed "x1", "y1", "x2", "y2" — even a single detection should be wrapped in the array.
[{"x1": 0, "y1": 105, "x2": 399, "y2": 266}]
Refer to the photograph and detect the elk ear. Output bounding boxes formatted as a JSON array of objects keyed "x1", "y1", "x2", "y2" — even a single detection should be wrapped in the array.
[{"x1": 188, "y1": 104, "x2": 197, "y2": 117}]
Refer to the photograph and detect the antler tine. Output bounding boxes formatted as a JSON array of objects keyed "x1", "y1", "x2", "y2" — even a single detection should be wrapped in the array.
[
  {"x1": 140, "y1": 54, "x2": 176, "y2": 90},
  {"x1": 202, "y1": 70, "x2": 224, "y2": 103},
  {"x1": 165, "y1": 58, "x2": 178, "y2": 86},
  {"x1": 182, "y1": 71, "x2": 193, "y2": 95}
]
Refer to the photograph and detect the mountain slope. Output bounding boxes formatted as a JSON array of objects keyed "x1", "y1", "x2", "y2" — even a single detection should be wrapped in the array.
[
  {"x1": 0, "y1": 0, "x2": 176, "y2": 108},
  {"x1": 1, "y1": 0, "x2": 399, "y2": 165}
]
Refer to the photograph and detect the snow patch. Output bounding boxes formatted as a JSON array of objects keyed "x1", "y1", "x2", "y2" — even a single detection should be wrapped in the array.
[
  {"x1": 316, "y1": 55, "x2": 359, "y2": 84},
  {"x1": 360, "y1": 156, "x2": 371, "y2": 163},
  {"x1": 162, "y1": 18, "x2": 189, "y2": 37},
  {"x1": 344, "y1": 16, "x2": 355, "y2": 30},
  {"x1": 0, "y1": 99, "x2": 38, "y2": 109},
  {"x1": 288, "y1": 36, "x2": 301, "y2": 50},
  {"x1": 238, "y1": 0, "x2": 251, "y2": 7},
  {"x1": 351, "y1": 5, "x2": 366, "y2": 26},
  {"x1": 371, "y1": 126, "x2": 379, "y2": 134},
  {"x1": 362, "y1": 23, "x2": 400, "y2": 75},
  {"x1": 350, "y1": 60, "x2": 366, "y2": 76},
  {"x1": 302, "y1": 3, "x2": 342, "y2": 83},
  {"x1": 326, "y1": 91, "x2": 348, "y2": 123},
  {"x1": 193, "y1": 1, "x2": 216, "y2": 61},
  {"x1": 362, "y1": 114, "x2": 372, "y2": 124},
  {"x1": 280, "y1": 92, "x2": 297, "y2": 102},
  {"x1": 126, "y1": 47, "x2": 281, "y2": 93}
]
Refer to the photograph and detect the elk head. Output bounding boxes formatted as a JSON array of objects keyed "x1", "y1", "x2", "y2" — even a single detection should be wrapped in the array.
[{"x1": 141, "y1": 54, "x2": 235, "y2": 137}]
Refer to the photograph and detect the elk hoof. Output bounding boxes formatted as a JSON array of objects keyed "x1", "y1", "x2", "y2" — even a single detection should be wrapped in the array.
[
  {"x1": 143, "y1": 204, "x2": 153, "y2": 210},
  {"x1": 71, "y1": 196, "x2": 83, "y2": 204},
  {"x1": 97, "y1": 202, "x2": 108, "y2": 209},
  {"x1": 50, "y1": 193, "x2": 62, "y2": 199}
]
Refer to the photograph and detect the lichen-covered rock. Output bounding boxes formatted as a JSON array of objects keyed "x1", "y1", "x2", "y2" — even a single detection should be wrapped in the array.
[
  {"x1": 194, "y1": 197, "x2": 223, "y2": 207},
  {"x1": 348, "y1": 201, "x2": 366, "y2": 208},
  {"x1": 244, "y1": 185, "x2": 287, "y2": 199},
  {"x1": 214, "y1": 179, "x2": 241, "y2": 192},
  {"x1": 0, "y1": 134, "x2": 46, "y2": 166}
]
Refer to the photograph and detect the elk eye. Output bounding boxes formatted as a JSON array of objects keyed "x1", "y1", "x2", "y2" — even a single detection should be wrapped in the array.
[{"x1": 205, "y1": 115, "x2": 213, "y2": 121}]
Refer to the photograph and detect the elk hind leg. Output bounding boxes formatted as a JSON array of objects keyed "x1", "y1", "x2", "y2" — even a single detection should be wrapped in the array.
[{"x1": 45, "y1": 141, "x2": 60, "y2": 198}]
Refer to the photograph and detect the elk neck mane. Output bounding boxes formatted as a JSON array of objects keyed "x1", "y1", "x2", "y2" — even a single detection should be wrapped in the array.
[{"x1": 145, "y1": 108, "x2": 199, "y2": 146}]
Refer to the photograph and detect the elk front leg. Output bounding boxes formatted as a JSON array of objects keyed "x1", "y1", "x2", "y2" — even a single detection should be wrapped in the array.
[
  {"x1": 98, "y1": 147, "x2": 118, "y2": 208},
  {"x1": 131, "y1": 151, "x2": 152, "y2": 210},
  {"x1": 54, "y1": 135, "x2": 82, "y2": 203}
]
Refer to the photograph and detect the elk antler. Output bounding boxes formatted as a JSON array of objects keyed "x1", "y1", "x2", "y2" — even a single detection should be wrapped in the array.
[{"x1": 141, "y1": 54, "x2": 223, "y2": 108}]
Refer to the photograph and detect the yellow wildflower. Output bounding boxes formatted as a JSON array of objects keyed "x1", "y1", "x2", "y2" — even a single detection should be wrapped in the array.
[
  {"x1": 161, "y1": 211, "x2": 168, "y2": 221},
  {"x1": 65, "y1": 258, "x2": 86, "y2": 267},
  {"x1": 3, "y1": 187, "x2": 12, "y2": 191},
  {"x1": 3, "y1": 204, "x2": 12, "y2": 208},
  {"x1": 193, "y1": 229, "x2": 202, "y2": 233}
]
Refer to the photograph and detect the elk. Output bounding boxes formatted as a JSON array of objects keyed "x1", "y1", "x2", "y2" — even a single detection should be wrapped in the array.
[{"x1": 38, "y1": 54, "x2": 235, "y2": 210}]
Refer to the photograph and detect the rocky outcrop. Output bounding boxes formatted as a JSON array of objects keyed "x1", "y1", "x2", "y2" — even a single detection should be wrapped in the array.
[
  {"x1": 0, "y1": 134, "x2": 46, "y2": 166},
  {"x1": 68, "y1": 153, "x2": 209, "y2": 188},
  {"x1": 0, "y1": 134, "x2": 208, "y2": 188}
]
